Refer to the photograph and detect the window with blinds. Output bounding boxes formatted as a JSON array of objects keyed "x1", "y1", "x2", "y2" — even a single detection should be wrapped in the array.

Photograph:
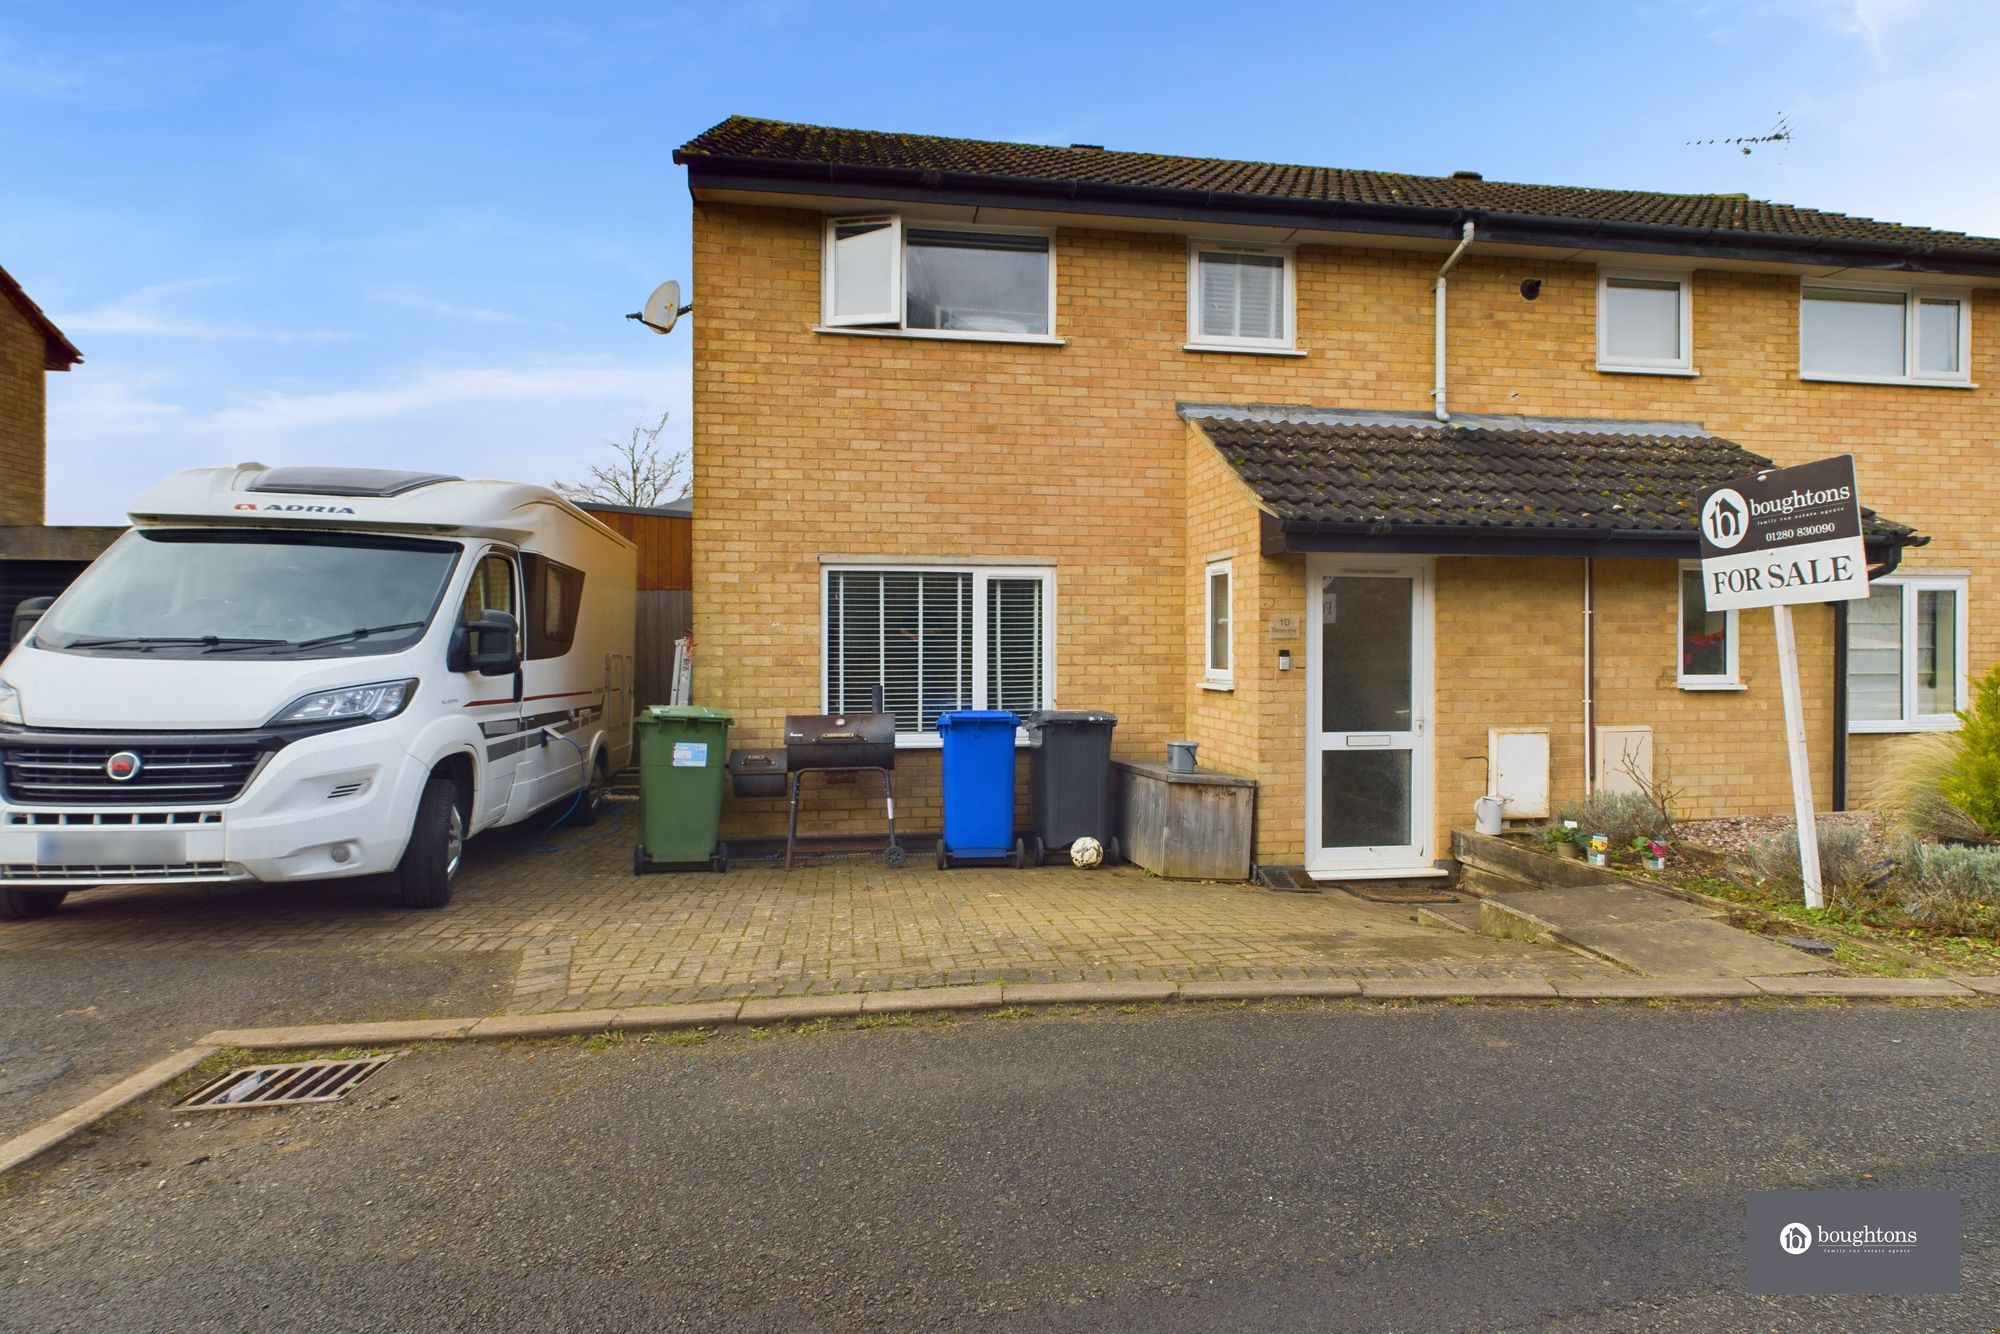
[
  {"x1": 1848, "y1": 584, "x2": 1905, "y2": 723},
  {"x1": 1846, "y1": 576, "x2": 1967, "y2": 730},
  {"x1": 1190, "y1": 245, "x2": 1290, "y2": 348},
  {"x1": 825, "y1": 568, "x2": 1053, "y2": 738}
]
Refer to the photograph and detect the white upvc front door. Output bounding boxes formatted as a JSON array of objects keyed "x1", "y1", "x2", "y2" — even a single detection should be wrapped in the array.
[{"x1": 1305, "y1": 557, "x2": 1436, "y2": 877}]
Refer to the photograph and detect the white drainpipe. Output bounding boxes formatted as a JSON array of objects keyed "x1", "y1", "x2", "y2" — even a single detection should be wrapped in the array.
[{"x1": 1431, "y1": 220, "x2": 1476, "y2": 422}]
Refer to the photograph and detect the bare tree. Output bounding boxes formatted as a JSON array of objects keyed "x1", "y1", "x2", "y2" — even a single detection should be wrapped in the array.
[{"x1": 552, "y1": 411, "x2": 689, "y2": 507}]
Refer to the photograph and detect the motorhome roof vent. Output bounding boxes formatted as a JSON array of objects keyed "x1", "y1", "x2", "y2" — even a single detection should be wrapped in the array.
[{"x1": 246, "y1": 467, "x2": 462, "y2": 498}]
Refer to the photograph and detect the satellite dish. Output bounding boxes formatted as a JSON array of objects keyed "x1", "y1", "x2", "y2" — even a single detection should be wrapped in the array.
[{"x1": 628, "y1": 280, "x2": 689, "y2": 335}]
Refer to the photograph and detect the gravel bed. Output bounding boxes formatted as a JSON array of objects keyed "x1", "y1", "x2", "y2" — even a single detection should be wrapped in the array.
[{"x1": 1675, "y1": 810, "x2": 1881, "y2": 856}]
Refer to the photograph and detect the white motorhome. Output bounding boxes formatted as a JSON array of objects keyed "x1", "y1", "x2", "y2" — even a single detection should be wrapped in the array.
[{"x1": 0, "y1": 465, "x2": 637, "y2": 918}]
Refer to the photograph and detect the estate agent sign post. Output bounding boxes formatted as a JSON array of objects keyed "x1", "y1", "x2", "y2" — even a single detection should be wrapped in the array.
[{"x1": 1697, "y1": 455, "x2": 1869, "y2": 909}]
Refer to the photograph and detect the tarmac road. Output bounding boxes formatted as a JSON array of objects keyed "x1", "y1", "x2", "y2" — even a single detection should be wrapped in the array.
[
  {"x1": 1, "y1": 1002, "x2": 1993, "y2": 1332},
  {"x1": 0, "y1": 944, "x2": 511, "y2": 1140}
]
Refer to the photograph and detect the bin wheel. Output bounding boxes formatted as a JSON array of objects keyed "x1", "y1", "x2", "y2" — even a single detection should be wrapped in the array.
[
  {"x1": 934, "y1": 839, "x2": 948, "y2": 871},
  {"x1": 1010, "y1": 838, "x2": 1026, "y2": 870},
  {"x1": 883, "y1": 844, "x2": 907, "y2": 870},
  {"x1": 633, "y1": 844, "x2": 648, "y2": 876},
  {"x1": 1028, "y1": 836, "x2": 1046, "y2": 866},
  {"x1": 712, "y1": 841, "x2": 729, "y2": 874},
  {"x1": 1107, "y1": 837, "x2": 1121, "y2": 867}
]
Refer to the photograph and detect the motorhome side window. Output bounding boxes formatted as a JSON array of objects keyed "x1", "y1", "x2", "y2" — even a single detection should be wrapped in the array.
[
  {"x1": 462, "y1": 554, "x2": 516, "y2": 620},
  {"x1": 521, "y1": 553, "x2": 586, "y2": 660}
]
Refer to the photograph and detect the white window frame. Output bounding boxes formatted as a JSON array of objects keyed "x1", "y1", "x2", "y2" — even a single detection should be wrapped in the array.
[
  {"x1": 1847, "y1": 573, "x2": 1969, "y2": 733},
  {"x1": 817, "y1": 215, "x2": 1061, "y2": 345},
  {"x1": 1185, "y1": 240, "x2": 1299, "y2": 355},
  {"x1": 820, "y1": 563, "x2": 1057, "y2": 748},
  {"x1": 1675, "y1": 560, "x2": 1740, "y2": 690},
  {"x1": 1203, "y1": 559, "x2": 1233, "y2": 688},
  {"x1": 1597, "y1": 268, "x2": 1695, "y2": 376},
  {"x1": 1799, "y1": 280, "x2": 1974, "y2": 388}
]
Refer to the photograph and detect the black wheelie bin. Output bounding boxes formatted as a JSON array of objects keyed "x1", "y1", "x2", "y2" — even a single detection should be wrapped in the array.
[{"x1": 1023, "y1": 710, "x2": 1118, "y2": 867}]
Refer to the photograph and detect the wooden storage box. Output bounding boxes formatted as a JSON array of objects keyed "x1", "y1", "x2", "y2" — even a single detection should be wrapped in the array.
[{"x1": 1113, "y1": 759, "x2": 1256, "y2": 881}]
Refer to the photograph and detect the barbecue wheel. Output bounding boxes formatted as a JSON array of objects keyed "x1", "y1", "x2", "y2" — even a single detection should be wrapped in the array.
[{"x1": 883, "y1": 844, "x2": 907, "y2": 869}]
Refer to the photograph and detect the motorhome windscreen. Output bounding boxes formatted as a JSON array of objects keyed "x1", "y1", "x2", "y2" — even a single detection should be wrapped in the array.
[{"x1": 35, "y1": 530, "x2": 463, "y2": 659}]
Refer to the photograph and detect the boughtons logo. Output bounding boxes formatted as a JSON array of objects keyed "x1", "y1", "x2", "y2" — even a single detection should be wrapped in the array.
[
  {"x1": 1702, "y1": 488, "x2": 1749, "y2": 550},
  {"x1": 1779, "y1": 1222, "x2": 1813, "y2": 1256},
  {"x1": 104, "y1": 751, "x2": 143, "y2": 782}
]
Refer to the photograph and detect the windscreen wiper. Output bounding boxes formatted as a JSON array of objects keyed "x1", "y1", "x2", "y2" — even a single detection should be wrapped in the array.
[
  {"x1": 263, "y1": 621, "x2": 430, "y2": 653},
  {"x1": 62, "y1": 635, "x2": 283, "y2": 651}
]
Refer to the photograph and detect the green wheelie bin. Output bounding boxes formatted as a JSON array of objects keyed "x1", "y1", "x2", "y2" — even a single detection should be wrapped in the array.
[{"x1": 633, "y1": 705, "x2": 733, "y2": 873}]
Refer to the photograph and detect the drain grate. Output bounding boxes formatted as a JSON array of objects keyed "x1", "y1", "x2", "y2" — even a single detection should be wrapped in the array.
[{"x1": 177, "y1": 1055, "x2": 399, "y2": 1111}]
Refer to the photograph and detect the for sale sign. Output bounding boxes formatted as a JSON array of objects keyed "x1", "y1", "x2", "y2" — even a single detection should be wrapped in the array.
[{"x1": 1697, "y1": 455, "x2": 1869, "y2": 612}]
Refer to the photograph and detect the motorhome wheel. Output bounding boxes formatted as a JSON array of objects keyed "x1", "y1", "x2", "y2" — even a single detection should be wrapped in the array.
[{"x1": 395, "y1": 777, "x2": 462, "y2": 909}]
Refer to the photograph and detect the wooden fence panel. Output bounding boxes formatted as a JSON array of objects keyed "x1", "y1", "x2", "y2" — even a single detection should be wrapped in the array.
[
  {"x1": 634, "y1": 589, "x2": 692, "y2": 705},
  {"x1": 581, "y1": 507, "x2": 691, "y2": 591}
]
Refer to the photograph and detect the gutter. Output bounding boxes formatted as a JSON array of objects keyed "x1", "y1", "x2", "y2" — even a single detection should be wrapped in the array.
[
  {"x1": 1260, "y1": 511, "x2": 1924, "y2": 559},
  {"x1": 676, "y1": 156, "x2": 2000, "y2": 279}
]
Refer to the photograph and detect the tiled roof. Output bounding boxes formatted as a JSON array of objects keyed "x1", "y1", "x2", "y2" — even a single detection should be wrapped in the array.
[
  {"x1": 676, "y1": 117, "x2": 2000, "y2": 264},
  {"x1": 0, "y1": 263, "x2": 81, "y2": 370},
  {"x1": 1185, "y1": 407, "x2": 1918, "y2": 544}
]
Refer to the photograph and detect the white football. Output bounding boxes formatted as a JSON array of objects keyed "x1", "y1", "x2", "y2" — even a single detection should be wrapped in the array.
[{"x1": 1070, "y1": 836, "x2": 1104, "y2": 869}]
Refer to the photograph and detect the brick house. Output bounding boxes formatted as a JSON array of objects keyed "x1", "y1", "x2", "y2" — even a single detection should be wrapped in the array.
[
  {"x1": 671, "y1": 117, "x2": 1992, "y2": 878},
  {"x1": 0, "y1": 265, "x2": 117, "y2": 639}
]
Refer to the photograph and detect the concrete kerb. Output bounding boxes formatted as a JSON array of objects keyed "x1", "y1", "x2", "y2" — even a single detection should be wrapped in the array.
[
  {"x1": 5, "y1": 972, "x2": 1998, "y2": 1181},
  {"x1": 0, "y1": 1044, "x2": 219, "y2": 1177}
]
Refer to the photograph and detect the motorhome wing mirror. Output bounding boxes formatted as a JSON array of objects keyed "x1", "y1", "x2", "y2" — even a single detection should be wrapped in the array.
[
  {"x1": 452, "y1": 609, "x2": 521, "y2": 677},
  {"x1": 10, "y1": 596, "x2": 54, "y2": 649}
]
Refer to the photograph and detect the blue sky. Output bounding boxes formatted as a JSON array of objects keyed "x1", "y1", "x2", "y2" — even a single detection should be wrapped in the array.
[{"x1": 4, "y1": 0, "x2": 1996, "y2": 522}]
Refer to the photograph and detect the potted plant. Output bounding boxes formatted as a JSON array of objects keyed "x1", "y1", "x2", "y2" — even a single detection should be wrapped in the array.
[
  {"x1": 1633, "y1": 837, "x2": 1667, "y2": 871},
  {"x1": 1541, "y1": 821, "x2": 1585, "y2": 860}
]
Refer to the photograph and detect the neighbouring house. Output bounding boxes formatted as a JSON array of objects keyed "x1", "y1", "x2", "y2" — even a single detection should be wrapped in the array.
[
  {"x1": 0, "y1": 264, "x2": 120, "y2": 640},
  {"x1": 578, "y1": 499, "x2": 692, "y2": 705},
  {"x1": 670, "y1": 116, "x2": 1990, "y2": 878}
]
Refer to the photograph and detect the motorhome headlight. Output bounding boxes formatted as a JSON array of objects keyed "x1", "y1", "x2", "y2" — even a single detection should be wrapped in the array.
[
  {"x1": 268, "y1": 678, "x2": 417, "y2": 726},
  {"x1": 0, "y1": 679, "x2": 20, "y2": 726}
]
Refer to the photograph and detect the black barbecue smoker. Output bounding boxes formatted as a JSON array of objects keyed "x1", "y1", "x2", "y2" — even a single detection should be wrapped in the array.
[{"x1": 782, "y1": 712, "x2": 905, "y2": 869}]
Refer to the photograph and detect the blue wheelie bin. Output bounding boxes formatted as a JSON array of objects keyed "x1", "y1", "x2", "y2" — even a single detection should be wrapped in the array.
[{"x1": 936, "y1": 710, "x2": 1024, "y2": 868}]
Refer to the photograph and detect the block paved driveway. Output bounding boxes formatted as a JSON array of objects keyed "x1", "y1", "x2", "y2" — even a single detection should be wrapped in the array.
[{"x1": 3, "y1": 802, "x2": 1615, "y2": 1017}]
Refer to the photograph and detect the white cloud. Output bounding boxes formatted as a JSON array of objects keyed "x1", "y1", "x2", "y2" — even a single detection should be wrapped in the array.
[
  {"x1": 370, "y1": 290, "x2": 532, "y2": 324},
  {"x1": 45, "y1": 359, "x2": 690, "y2": 524},
  {"x1": 56, "y1": 277, "x2": 349, "y2": 342},
  {"x1": 1816, "y1": 0, "x2": 1928, "y2": 44}
]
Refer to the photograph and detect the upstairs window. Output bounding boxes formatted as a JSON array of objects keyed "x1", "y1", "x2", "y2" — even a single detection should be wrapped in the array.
[
  {"x1": 1847, "y1": 575, "x2": 1967, "y2": 731},
  {"x1": 822, "y1": 216, "x2": 1054, "y2": 338},
  {"x1": 1598, "y1": 271, "x2": 1692, "y2": 374},
  {"x1": 1188, "y1": 243, "x2": 1293, "y2": 351},
  {"x1": 1800, "y1": 285, "x2": 1969, "y2": 385},
  {"x1": 824, "y1": 566, "x2": 1054, "y2": 741}
]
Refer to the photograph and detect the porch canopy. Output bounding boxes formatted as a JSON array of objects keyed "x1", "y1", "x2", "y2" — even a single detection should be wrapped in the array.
[{"x1": 1183, "y1": 405, "x2": 1924, "y2": 562}]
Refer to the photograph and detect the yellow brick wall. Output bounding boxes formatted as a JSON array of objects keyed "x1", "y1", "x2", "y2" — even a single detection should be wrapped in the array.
[
  {"x1": 1184, "y1": 420, "x2": 1263, "y2": 777},
  {"x1": 692, "y1": 200, "x2": 1993, "y2": 852},
  {"x1": 0, "y1": 298, "x2": 47, "y2": 525}
]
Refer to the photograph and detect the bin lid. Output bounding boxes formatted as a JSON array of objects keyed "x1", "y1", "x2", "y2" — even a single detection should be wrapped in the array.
[
  {"x1": 639, "y1": 705, "x2": 734, "y2": 723},
  {"x1": 1026, "y1": 709, "x2": 1117, "y2": 726},
  {"x1": 937, "y1": 710, "x2": 1020, "y2": 728}
]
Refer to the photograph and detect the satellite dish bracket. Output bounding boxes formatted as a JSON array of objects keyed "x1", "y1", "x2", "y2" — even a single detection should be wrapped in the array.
[{"x1": 625, "y1": 303, "x2": 692, "y2": 335}]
